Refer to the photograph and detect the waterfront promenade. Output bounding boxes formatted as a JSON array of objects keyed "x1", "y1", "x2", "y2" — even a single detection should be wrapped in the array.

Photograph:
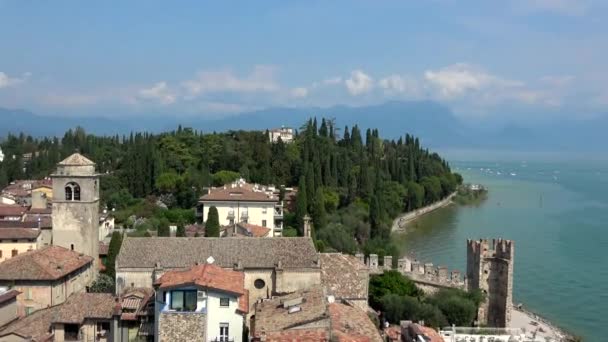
[{"x1": 392, "y1": 192, "x2": 457, "y2": 232}]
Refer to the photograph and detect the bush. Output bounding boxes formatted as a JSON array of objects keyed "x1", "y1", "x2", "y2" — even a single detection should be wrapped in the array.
[
  {"x1": 369, "y1": 271, "x2": 422, "y2": 309},
  {"x1": 89, "y1": 273, "x2": 115, "y2": 293},
  {"x1": 316, "y1": 222, "x2": 358, "y2": 254},
  {"x1": 282, "y1": 227, "x2": 298, "y2": 237}
]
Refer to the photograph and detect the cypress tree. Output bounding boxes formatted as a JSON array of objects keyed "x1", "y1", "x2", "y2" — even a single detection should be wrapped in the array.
[
  {"x1": 176, "y1": 222, "x2": 186, "y2": 237},
  {"x1": 105, "y1": 231, "x2": 123, "y2": 279},
  {"x1": 206, "y1": 206, "x2": 220, "y2": 237},
  {"x1": 296, "y1": 176, "x2": 308, "y2": 234},
  {"x1": 313, "y1": 190, "x2": 327, "y2": 231}
]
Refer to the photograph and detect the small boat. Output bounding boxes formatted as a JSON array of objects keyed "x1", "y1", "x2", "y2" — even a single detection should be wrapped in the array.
[{"x1": 510, "y1": 173, "x2": 517, "y2": 176}]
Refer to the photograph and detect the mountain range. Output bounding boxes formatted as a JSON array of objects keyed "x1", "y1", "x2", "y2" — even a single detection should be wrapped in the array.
[{"x1": 1, "y1": 101, "x2": 606, "y2": 153}]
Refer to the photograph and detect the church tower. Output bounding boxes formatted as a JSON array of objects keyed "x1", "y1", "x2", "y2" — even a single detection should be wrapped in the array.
[{"x1": 51, "y1": 153, "x2": 100, "y2": 261}]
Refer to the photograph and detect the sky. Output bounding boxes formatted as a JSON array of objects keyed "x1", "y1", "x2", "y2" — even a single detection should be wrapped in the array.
[{"x1": 0, "y1": 0, "x2": 607, "y2": 123}]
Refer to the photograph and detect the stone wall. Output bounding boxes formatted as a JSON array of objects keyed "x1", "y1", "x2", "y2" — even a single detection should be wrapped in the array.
[
  {"x1": 158, "y1": 312, "x2": 206, "y2": 342},
  {"x1": 365, "y1": 254, "x2": 465, "y2": 291}
]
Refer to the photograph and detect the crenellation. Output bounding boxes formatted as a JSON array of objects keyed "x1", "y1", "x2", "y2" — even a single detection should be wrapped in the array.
[{"x1": 383, "y1": 256, "x2": 392, "y2": 270}]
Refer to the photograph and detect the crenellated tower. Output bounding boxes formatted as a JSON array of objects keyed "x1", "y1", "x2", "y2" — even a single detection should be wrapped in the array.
[{"x1": 467, "y1": 238, "x2": 514, "y2": 328}]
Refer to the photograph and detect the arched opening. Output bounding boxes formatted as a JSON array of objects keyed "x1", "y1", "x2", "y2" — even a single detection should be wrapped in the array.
[{"x1": 65, "y1": 182, "x2": 81, "y2": 201}]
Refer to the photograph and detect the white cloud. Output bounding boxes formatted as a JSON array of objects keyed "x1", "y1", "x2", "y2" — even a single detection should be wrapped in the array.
[
  {"x1": 540, "y1": 75, "x2": 574, "y2": 87},
  {"x1": 290, "y1": 87, "x2": 308, "y2": 98},
  {"x1": 378, "y1": 74, "x2": 421, "y2": 96},
  {"x1": 322, "y1": 77, "x2": 342, "y2": 86},
  {"x1": 345, "y1": 70, "x2": 373, "y2": 96},
  {"x1": 0, "y1": 71, "x2": 30, "y2": 89},
  {"x1": 424, "y1": 63, "x2": 522, "y2": 99},
  {"x1": 137, "y1": 82, "x2": 177, "y2": 105},
  {"x1": 182, "y1": 65, "x2": 279, "y2": 96}
]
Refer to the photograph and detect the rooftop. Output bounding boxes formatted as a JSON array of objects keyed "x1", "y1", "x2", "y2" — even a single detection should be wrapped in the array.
[
  {"x1": 0, "y1": 289, "x2": 20, "y2": 305},
  {"x1": 53, "y1": 293, "x2": 116, "y2": 324},
  {"x1": 0, "y1": 246, "x2": 93, "y2": 281},
  {"x1": 320, "y1": 253, "x2": 369, "y2": 300},
  {"x1": 117, "y1": 237, "x2": 319, "y2": 270},
  {"x1": 0, "y1": 204, "x2": 28, "y2": 217},
  {"x1": 156, "y1": 263, "x2": 248, "y2": 313},
  {"x1": 0, "y1": 227, "x2": 40, "y2": 240},
  {"x1": 120, "y1": 287, "x2": 155, "y2": 321},
  {"x1": 200, "y1": 181, "x2": 278, "y2": 202},
  {"x1": 0, "y1": 305, "x2": 59, "y2": 341},
  {"x1": 328, "y1": 302, "x2": 383, "y2": 342},
  {"x1": 253, "y1": 287, "x2": 328, "y2": 334},
  {"x1": 57, "y1": 153, "x2": 95, "y2": 166}
]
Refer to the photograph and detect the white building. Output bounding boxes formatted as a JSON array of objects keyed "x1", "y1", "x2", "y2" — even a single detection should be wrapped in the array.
[
  {"x1": 154, "y1": 262, "x2": 248, "y2": 342},
  {"x1": 198, "y1": 179, "x2": 284, "y2": 236},
  {"x1": 268, "y1": 126, "x2": 294, "y2": 143}
]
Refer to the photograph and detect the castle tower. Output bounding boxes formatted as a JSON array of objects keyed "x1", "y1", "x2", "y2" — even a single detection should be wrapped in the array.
[
  {"x1": 466, "y1": 239, "x2": 514, "y2": 328},
  {"x1": 51, "y1": 153, "x2": 100, "y2": 261}
]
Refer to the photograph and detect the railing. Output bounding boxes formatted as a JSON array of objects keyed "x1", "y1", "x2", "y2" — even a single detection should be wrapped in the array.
[{"x1": 210, "y1": 338, "x2": 235, "y2": 342}]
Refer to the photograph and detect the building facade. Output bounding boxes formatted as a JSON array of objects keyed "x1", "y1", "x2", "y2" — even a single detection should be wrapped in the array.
[
  {"x1": 0, "y1": 246, "x2": 94, "y2": 317},
  {"x1": 154, "y1": 263, "x2": 248, "y2": 342},
  {"x1": 198, "y1": 180, "x2": 284, "y2": 236},
  {"x1": 467, "y1": 239, "x2": 514, "y2": 328},
  {"x1": 0, "y1": 223, "x2": 41, "y2": 263},
  {"x1": 268, "y1": 127, "x2": 294, "y2": 143},
  {"x1": 51, "y1": 153, "x2": 100, "y2": 262}
]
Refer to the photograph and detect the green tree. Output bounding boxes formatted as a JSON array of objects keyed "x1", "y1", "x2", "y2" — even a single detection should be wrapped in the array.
[
  {"x1": 369, "y1": 271, "x2": 422, "y2": 309},
  {"x1": 205, "y1": 206, "x2": 220, "y2": 237},
  {"x1": 212, "y1": 170, "x2": 240, "y2": 186},
  {"x1": 89, "y1": 273, "x2": 115, "y2": 293},
  {"x1": 295, "y1": 176, "x2": 308, "y2": 234},
  {"x1": 312, "y1": 190, "x2": 327, "y2": 230},
  {"x1": 105, "y1": 231, "x2": 123, "y2": 279},
  {"x1": 157, "y1": 221, "x2": 170, "y2": 237},
  {"x1": 176, "y1": 222, "x2": 186, "y2": 237}
]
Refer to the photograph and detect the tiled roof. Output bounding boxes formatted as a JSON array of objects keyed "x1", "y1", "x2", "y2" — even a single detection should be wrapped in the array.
[
  {"x1": 120, "y1": 287, "x2": 155, "y2": 320},
  {"x1": 253, "y1": 287, "x2": 329, "y2": 335},
  {"x1": 0, "y1": 220, "x2": 39, "y2": 229},
  {"x1": 117, "y1": 237, "x2": 319, "y2": 270},
  {"x1": 0, "y1": 227, "x2": 40, "y2": 240},
  {"x1": 237, "y1": 223, "x2": 271, "y2": 237},
  {"x1": 0, "y1": 204, "x2": 27, "y2": 217},
  {"x1": 200, "y1": 185, "x2": 278, "y2": 202},
  {"x1": 22, "y1": 216, "x2": 52, "y2": 228},
  {"x1": 52, "y1": 293, "x2": 116, "y2": 324},
  {"x1": 0, "y1": 305, "x2": 59, "y2": 341},
  {"x1": 58, "y1": 153, "x2": 95, "y2": 166},
  {"x1": 320, "y1": 253, "x2": 369, "y2": 300},
  {"x1": 26, "y1": 207, "x2": 52, "y2": 215},
  {"x1": 0, "y1": 246, "x2": 93, "y2": 281},
  {"x1": 328, "y1": 302, "x2": 383, "y2": 342},
  {"x1": 0, "y1": 289, "x2": 20, "y2": 305},
  {"x1": 263, "y1": 329, "x2": 329, "y2": 341},
  {"x1": 156, "y1": 263, "x2": 245, "y2": 295}
]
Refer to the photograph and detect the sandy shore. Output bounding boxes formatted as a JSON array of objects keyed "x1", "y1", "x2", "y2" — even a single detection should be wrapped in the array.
[
  {"x1": 510, "y1": 307, "x2": 575, "y2": 341},
  {"x1": 391, "y1": 192, "x2": 456, "y2": 233}
]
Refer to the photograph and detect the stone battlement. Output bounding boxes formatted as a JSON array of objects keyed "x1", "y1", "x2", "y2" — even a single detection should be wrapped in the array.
[
  {"x1": 358, "y1": 253, "x2": 465, "y2": 290},
  {"x1": 467, "y1": 238, "x2": 514, "y2": 260}
]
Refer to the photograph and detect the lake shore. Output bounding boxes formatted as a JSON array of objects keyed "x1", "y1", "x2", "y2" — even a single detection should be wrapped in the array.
[{"x1": 391, "y1": 192, "x2": 456, "y2": 233}]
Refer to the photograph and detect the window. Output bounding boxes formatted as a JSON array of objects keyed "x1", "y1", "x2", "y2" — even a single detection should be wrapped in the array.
[
  {"x1": 25, "y1": 288, "x2": 32, "y2": 300},
  {"x1": 64, "y1": 324, "x2": 80, "y2": 340},
  {"x1": 262, "y1": 206, "x2": 267, "y2": 214},
  {"x1": 229, "y1": 218, "x2": 234, "y2": 225},
  {"x1": 219, "y1": 323, "x2": 229, "y2": 342},
  {"x1": 25, "y1": 307, "x2": 34, "y2": 316},
  {"x1": 11, "y1": 249, "x2": 18, "y2": 257},
  {"x1": 219, "y1": 297, "x2": 230, "y2": 307},
  {"x1": 170, "y1": 290, "x2": 197, "y2": 312},
  {"x1": 70, "y1": 244, "x2": 74, "y2": 251},
  {"x1": 0, "y1": 250, "x2": 2, "y2": 258},
  {"x1": 262, "y1": 220, "x2": 267, "y2": 227},
  {"x1": 65, "y1": 182, "x2": 81, "y2": 201},
  {"x1": 254, "y1": 279, "x2": 266, "y2": 289}
]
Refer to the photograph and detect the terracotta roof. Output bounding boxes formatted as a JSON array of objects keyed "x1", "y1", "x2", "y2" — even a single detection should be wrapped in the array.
[
  {"x1": 0, "y1": 204, "x2": 27, "y2": 217},
  {"x1": 0, "y1": 220, "x2": 39, "y2": 229},
  {"x1": 22, "y1": 216, "x2": 52, "y2": 228},
  {"x1": 120, "y1": 287, "x2": 155, "y2": 321},
  {"x1": 0, "y1": 227, "x2": 40, "y2": 240},
  {"x1": 418, "y1": 325, "x2": 444, "y2": 342},
  {"x1": 52, "y1": 293, "x2": 116, "y2": 324},
  {"x1": 26, "y1": 207, "x2": 52, "y2": 215},
  {"x1": 253, "y1": 287, "x2": 329, "y2": 335},
  {"x1": 0, "y1": 246, "x2": 93, "y2": 281},
  {"x1": 156, "y1": 263, "x2": 245, "y2": 295},
  {"x1": 0, "y1": 289, "x2": 20, "y2": 305},
  {"x1": 200, "y1": 185, "x2": 278, "y2": 202},
  {"x1": 263, "y1": 329, "x2": 329, "y2": 341},
  {"x1": 320, "y1": 253, "x2": 369, "y2": 301},
  {"x1": 328, "y1": 303, "x2": 383, "y2": 342},
  {"x1": 237, "y1": 223, "x2": 271, "y2": 237},
  {"x1": 185, "y1": 224, "x2": 205, "y2": 237},
  {"x1": 0, "y1": 304, "x2": 59, "y2": 341},
  {"x1": 117, "y1": 237, "x2": 319, "y2": 270},
  {"x1": 58, "y1": 153, "x2": 95, "y2": 166},
  {"x1": 156, "y1": 263, "x2": 248, "y2": 313}
]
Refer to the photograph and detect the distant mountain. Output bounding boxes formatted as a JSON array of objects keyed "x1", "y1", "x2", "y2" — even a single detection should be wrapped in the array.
[{"x1": 1, "y1": 103, "x2": 607, "y2": 152}]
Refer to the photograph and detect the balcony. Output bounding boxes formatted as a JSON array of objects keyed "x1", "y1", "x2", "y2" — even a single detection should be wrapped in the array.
[
  {"x1": 227, "y1": 211, "x2": 235, "y2": 219},
  {"x1": 240, "y1": 211, "x2": 249, "y2": 220},
  {"x1": 210, "y1": 338, "x2": 235, "y2": 342}
]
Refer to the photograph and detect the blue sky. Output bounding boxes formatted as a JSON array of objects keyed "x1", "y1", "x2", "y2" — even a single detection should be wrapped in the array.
[{"x1": 0, "y1": 0, "x2": 607, "y2": 123}]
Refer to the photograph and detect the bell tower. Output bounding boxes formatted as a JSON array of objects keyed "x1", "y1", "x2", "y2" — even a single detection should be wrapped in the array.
[{"x1": 51, "y1": 153, "x2": 100, "y2": 261}]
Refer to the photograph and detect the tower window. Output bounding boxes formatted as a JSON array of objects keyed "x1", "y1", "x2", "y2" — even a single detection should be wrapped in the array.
[
  {"x1": 70, "y1": 244, "x2": 74, "y2": 251},
  {"x1": 65, "y1": 182, "x2": 81, "y2": 201}
]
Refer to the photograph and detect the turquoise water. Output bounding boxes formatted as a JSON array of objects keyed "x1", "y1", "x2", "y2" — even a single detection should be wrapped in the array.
[{"x1": 395, "y1": 160, "x2": 608, "y2": 341}]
